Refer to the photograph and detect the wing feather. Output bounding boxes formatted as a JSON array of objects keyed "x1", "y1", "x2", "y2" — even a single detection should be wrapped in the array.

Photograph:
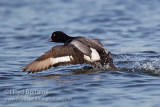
[
  {"x1": 22, "y1": 44, "x2": 84, "y2": 74},
  {"x1": 70, "y1": 40, "x2": 92, "y2": 57}
]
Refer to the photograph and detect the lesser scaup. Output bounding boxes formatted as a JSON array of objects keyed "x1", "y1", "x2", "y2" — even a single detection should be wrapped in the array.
[{"x1": 23, "y1": 31, "x2": 115, "y2": 74}]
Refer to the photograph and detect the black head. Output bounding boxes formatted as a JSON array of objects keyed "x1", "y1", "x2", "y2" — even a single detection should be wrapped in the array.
[{"x1": 49, "y1": 31, "x2": 71, "y2": 43}]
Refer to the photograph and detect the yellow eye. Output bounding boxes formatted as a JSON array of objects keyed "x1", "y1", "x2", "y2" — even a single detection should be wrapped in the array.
[{"x1": 54, "y1": 34, "x2": 55, "y2": 36}]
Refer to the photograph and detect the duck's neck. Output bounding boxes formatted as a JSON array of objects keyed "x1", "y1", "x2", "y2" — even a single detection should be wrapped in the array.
[{"x1": 64, "y1": 36, "x2": 76, "y2": 44}]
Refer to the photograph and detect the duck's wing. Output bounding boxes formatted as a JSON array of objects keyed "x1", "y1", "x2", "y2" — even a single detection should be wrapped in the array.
[
  {"x1": 91, "y1": 39, "x2": 103, "y2": 47},
  {"x1": 22, "y1": 44, "x2": 84, "y2": 74},
  {"x1": 91, "y1": 39, "x2": 110, "y2": 54},
  {"x1": 69, "y1": 37, "x2": 115, "y2": 68},
  {"x1": 70, "y1": 40, "x2": 92, "y2": 57},
  {"x1": 72, "y1": 37, "x2": 109, "y2": 54}
]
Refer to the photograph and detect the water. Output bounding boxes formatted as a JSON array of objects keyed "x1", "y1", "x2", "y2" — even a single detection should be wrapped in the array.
[{"x1": 0, "y1": 0, "x2": 160, "y2": 106}]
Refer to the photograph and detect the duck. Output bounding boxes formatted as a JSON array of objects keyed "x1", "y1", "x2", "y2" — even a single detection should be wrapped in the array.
[{"x1": 22, "y1": 31, "x2": 115, "y2": 74}]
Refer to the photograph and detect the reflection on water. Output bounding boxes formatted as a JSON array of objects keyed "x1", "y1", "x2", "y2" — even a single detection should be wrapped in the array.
[
  {"x1": 0, "y1": 0, "x2": 160, "y2": 106},
  {"x1": 32, "y1": 66, "x2": 160, "y2": 83}
]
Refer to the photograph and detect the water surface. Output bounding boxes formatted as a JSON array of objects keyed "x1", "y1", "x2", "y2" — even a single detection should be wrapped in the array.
[{"x1": 0, "y1": 0, "x2": 160, "y2": 107}]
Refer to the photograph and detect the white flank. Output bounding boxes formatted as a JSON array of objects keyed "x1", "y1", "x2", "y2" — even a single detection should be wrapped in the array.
[
  {"x1": 84, "y1": 48, "x2": 100, "y2": 62},
  {"x1": 50, "y1": 56, "x2": 73, "y2": 65}
]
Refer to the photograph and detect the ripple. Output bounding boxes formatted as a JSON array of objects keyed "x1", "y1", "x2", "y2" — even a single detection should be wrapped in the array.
[
  {"x1": 0, "y1": 76, "x2": 11, "y2": 80},
  {"x1": 90, "y1": 18, "x2": 112, "y2": 23},
  {"x1": 44, "y1": 93, "x2": 59, "y2": 97},
  {"x1": 88, "y1": 28, "x2": 105, "y2": 34},
  {"x1": 141, "y1": 51, "x2": 157, "y2": 54},
  {"x1": 73, "y1": 88, "x2": 87, "y2": 92},
  {"x1": 86, "y1": 83, "x2": 101, "y2": 87}
]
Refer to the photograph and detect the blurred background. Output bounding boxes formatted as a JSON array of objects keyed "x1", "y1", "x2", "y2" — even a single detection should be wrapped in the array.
[{"x1": 0, "y1": 0, "x2": 160, "y2": 107}]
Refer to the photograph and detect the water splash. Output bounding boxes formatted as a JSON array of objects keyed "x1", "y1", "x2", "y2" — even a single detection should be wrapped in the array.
[{"x1": 115, "y1": 54, "x2": 160, "y2": 75}]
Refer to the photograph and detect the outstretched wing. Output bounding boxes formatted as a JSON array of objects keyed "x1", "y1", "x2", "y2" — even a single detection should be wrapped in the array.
[
  {"x1": 71, "y1": 37, "x2": 109, "y2": 54},
  {"x1": 22, "y1": 44, "x2": 84, "y2": 74}
]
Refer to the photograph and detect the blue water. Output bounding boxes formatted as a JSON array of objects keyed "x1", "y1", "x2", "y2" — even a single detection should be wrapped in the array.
[{"x1": 1, "y1": 0, "x2": 160, "y2": 107}]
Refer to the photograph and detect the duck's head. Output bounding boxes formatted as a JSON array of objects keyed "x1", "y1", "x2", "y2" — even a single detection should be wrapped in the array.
[{"x1": 49, "y1": 31, "x2": 70, "y2": 43}]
